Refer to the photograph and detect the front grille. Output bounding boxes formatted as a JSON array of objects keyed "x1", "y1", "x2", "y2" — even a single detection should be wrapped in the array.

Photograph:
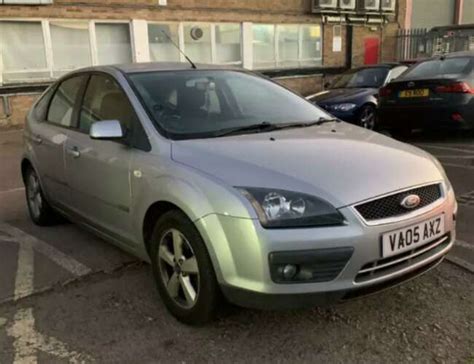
[
  {"x1": 355, "y1": 234, "x2": 450, "y2": 283},
  {"x1": 355, "y1": 184, "x2": 442, "y2": 222},
  {"x1": 344, "y1": 257, "x2": 443, "y2": 301}
]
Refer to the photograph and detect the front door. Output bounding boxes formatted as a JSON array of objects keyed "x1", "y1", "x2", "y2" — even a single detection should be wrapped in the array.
[{"x1": 65, "y1": 74, "x2": 136, "y2": 243}]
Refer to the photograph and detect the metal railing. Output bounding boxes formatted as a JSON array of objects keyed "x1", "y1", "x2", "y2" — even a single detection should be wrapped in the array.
[{"x1": 396, "y1": 26, "x2": 474, "y2": 62}]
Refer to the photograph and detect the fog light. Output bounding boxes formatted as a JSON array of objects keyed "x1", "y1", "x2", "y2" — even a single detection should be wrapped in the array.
[{"x1": 282, "y1": 264, "x2": 298, "y2": 279}]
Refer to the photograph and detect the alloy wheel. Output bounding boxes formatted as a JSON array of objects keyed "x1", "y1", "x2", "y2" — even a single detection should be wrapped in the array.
[
  {"x1": 360, "y1": 107, "x2": 376, "y2": 130},
  {"x1": 157, "y1": 229, "x2": 200, "y2": 309},
  {"x1": 27, "y1": 172, "x2": 42, "y2": 219}
]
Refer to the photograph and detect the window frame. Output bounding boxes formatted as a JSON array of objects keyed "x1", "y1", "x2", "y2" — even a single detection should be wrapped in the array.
[
  {"x1": 147, "y1": 21, "x2": 244, "y2": 66},
  {"x1": 0, "y1": 19, "x2": 51, "y2": 84},
  {"x1": 0, "y1": 18, "x2": 324, "y2": 85},
  {"x1": 0, "y1": 18, "x2": 133, "y2": 85},
  {"x1": 45, "y1": 73, "x2": 89, "y2": 129},
  {"x1": 252, "y1": 23, "x2": 323, "y2": 70},
  {"x1": 75, "y1": 71, "x2": 151, "y2": 152}
]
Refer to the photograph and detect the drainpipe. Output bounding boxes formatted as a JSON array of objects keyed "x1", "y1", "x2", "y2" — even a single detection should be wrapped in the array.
[
  {"x1": 346, "y1": 25, "x2": 353, "y2": 69},
  {"x1": 454, "y1": 0, "x2": 464, "y2": 25}
]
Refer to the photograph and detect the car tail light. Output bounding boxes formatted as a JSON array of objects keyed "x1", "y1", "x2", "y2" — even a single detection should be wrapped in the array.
[
  {"x1": 435, "y1": 82, "x2": 474, "y2": 94},
  {"x1": 379, "y1": 87, "x2": 392, "y2": 97},
  {"x1": 451, "y1": 112, "x2": 464, "y2": 122}
]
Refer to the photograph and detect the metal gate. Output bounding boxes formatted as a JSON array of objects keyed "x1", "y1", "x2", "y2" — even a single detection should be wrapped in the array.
[{"x1": 397, "y1": 25, "x2": 474, "y2": 62}]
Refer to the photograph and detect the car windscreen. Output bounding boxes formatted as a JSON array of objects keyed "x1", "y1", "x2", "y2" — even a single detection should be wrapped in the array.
[
  {"x1": 399, "y1": 57, "x2": 473, "y2": 80},
  {"x1": 330, "y1": 67, "x2": 389, "y2": 89},
  {"x1": 128, "y1": 70, "x2": 332, "y2": 139}
]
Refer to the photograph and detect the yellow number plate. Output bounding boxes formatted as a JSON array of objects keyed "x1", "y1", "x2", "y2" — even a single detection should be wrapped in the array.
[{"x1": 399, "y1": 89, "x2": 430, "y2": 98}]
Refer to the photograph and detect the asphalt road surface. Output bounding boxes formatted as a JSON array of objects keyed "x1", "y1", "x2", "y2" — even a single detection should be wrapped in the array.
[{"x1": 0, "y1": 128, "x2": 473, "y2": 363}]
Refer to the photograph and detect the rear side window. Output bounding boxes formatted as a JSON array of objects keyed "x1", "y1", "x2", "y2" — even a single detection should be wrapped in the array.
[
  {"x1": 401, "y1": 57, "x2": 472, "y2": 79},
  {"x1": 47, "y1": 76, "x2": 85, "y2": 127},
  {"x1": 33, "y1": 86, "x2": 56, "y2": 121}
]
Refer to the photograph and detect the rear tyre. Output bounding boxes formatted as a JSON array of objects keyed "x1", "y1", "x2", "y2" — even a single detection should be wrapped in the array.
[
  {"x1": 358, "y1": 104, "x2": 376, "y2": 130},
  {"x1": 24, "y1": 167, "x2": 62, "y2": 226},
  {"x1": 150, "y1": 210, "x2": 221, "y2": 325}
]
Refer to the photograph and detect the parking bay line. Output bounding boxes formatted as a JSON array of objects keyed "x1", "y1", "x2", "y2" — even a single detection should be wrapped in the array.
[
  {"x1": 0, "y1": 223, "x2": 92, "y2": 279},
  {"x1": 439, "y1": 163, "x2": 474, "y2": 170},
  {"x1": 0, "y1": 187, "x2": 25, "y2": 195},
  {"x1": 0, "y1": 222, "x2": 95, "y2": 363},
  {"x1": 415, "y1": 144, "x2": 474, "y2": 154}
]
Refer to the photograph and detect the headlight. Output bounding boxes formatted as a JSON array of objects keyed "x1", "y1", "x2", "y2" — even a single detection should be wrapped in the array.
[
  {"x1": 431, "y1": 156, "x2": 452, "y2": 191},
  {"x1": 238, "y1": 188, "x2": 345, "y2": 228},
  {"x1": 331, "y1": 103, "x2": 357, "y2": 112}
]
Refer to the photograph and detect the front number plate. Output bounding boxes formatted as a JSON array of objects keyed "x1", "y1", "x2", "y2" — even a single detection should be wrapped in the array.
[{"x1": 381, "y1": 215, "x2": 445, "y2": 258}]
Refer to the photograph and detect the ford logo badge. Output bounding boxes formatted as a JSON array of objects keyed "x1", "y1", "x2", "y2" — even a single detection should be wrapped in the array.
[{"x1": 401, "y1": 194, "x2": 421, "y2": 209}]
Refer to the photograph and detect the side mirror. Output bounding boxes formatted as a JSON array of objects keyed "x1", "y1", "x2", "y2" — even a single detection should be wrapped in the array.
[{"x1": 90, "y1": 120, "x2": 124, "y2": 140}]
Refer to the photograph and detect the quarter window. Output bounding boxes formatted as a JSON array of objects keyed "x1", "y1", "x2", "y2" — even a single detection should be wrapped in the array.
[{"x1": 47, "y1": 76, "x2": 85, "y2": 127}]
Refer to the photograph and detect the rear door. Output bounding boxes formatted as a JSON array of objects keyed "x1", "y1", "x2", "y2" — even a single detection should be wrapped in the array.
[
  {"x1": 65, "y1": 73, "x2": 142, "y2": 243},
  {"x1": 32, "y1": 75, "x2": 87, "y2": 207}
]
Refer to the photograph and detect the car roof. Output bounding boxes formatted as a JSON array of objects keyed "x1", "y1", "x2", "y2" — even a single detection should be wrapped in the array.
[
  {"x1": 427, "y1": 51, "x2": 474, "y2": 60},
  {"x1": 351, "y1": 63, "x2": 403, "y2": 71},
  {"x1": 113, "y1": 62, "x2": 242, "y2": 74}
]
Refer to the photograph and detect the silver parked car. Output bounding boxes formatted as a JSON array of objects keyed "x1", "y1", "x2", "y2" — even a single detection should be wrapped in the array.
[{"x1": 22, "y1": 63, "x2": 457, "y2": 324}]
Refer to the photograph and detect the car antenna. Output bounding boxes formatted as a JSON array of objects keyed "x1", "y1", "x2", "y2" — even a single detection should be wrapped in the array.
[{"x1": 160, "y1": 30, "x2": 197, "y2": 69}]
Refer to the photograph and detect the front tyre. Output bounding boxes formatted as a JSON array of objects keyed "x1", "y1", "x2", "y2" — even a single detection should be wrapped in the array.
[
  {"x1": 25, "y1": 167, "x2": 61, "y2": 226},
  {"x1": 358, "y1": 104, "x2": 376, "y2": 130},
  {"x1": 150, "y1": 210, "x2": 221, "y2": 325}
]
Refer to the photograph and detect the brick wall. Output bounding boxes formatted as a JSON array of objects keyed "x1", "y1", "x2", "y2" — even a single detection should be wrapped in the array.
[{"x1": 0, "y1": 94, "x2": 40, "y2": 129}]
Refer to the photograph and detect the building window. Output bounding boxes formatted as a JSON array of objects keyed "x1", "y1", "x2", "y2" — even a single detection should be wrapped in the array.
[
  {"x1": 215, "y1": 23, "x2": 242, "y2": 64},
  {"x1": 0, "y1": 21, "x2": 49, "y2": 83},
  {"x1": 148, "y1": 23, "x2": 181, "y2": 62},
  {"x1": 147, "y1": 22, "x2": 242, "y2": 65},
  {"x1": 95, "y1": 23, "x2": 133, "y2": 65},
  {"x1": 252, "y1": 24, "x2": 276, "y2": 69},
  {"x1": 183, "y1": 23, "x2": 212, "y2": 64},
  {"x1": 300, "y1": 25, "x2": 323, "y2": 67},
  {"x1": 0, "y1": 19, "x2": 322, "y2": 85},
  {"x1": 252, "y1": 24, "x2": 322, "y2": 69},
  {"x1": 50, "y1": 20, "x2": 92, "y2": 77},
  {"x1": 278, "y1": 25, "x2": 299, "y2": 68}
]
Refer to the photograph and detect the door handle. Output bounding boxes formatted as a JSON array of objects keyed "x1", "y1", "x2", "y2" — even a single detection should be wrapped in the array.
[
  {"x1": 67, "y1": 147, "x2": 81, "y2": 159},
  {"x1": 31, "y1": 135, "x2": 43, "y2": 145}
]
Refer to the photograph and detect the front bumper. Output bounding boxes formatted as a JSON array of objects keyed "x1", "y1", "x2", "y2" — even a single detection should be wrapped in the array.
[{"x1": 195, "y1": 186, "x2": 456, "y2": 309}]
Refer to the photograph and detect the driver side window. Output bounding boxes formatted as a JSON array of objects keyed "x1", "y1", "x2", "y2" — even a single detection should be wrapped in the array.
[{"x1": 79, "y1": 75, "x2": 136, "y2": 134}]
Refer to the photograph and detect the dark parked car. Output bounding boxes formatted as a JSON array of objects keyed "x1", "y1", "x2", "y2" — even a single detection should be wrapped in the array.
[
  {"x1": 306, "y1": 64, "x2": 408, "y2": 129},
  {"x1": 378, "y1": 51, "x2": 474, "y2": 135}
]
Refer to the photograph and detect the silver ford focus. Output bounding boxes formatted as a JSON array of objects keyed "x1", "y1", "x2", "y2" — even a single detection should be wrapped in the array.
[{"x1": 22, "y1": 63, "x2": 457, "y2": 325}]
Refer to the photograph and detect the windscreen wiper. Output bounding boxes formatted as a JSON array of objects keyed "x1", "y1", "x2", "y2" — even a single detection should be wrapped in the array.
[
  {"x1": 214, "y1": 122, "x2": 280, "y2": 137},
  {"x1": 215, "y1": 118, "x2": 340, "y2": 137},
  {"x1": 314, "y1": 117, "x2": 340, "y2": 125}
]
